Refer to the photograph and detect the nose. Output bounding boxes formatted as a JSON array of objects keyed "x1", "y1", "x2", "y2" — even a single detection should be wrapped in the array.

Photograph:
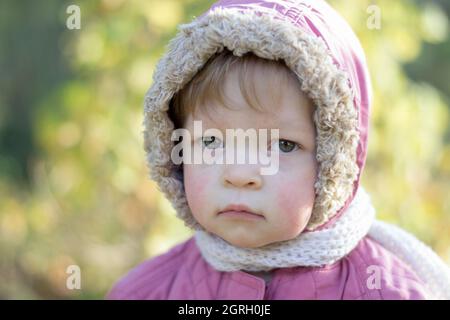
[{"x1": 222, "y1": 164, "x2": 263, "y2": 190}]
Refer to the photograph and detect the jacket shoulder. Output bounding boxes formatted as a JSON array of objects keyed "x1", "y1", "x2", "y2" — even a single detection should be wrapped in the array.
[
  {"x1": 106, "y1": 237, "x2": 196, "y2": 300},
  {"x1": 350, "y1": 236, "x2": 430, "y2": 300}
]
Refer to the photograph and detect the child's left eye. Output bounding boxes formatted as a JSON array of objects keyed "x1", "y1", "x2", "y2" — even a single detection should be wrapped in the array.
[
  {"x1": 201, "y1": 136, "x2": 223, "y2": 149},
  {"x1": 271, "y1": 139, "x2": 300, "y2": 153}
]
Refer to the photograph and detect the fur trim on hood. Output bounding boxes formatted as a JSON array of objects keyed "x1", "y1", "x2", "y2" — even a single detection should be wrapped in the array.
[{"x1": 143, "y1": 0, "x2": 371, "y2": 231}]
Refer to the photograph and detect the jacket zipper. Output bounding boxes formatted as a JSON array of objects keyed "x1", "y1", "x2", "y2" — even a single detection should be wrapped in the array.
[{"x1": 263, "y1": 282, "x2": 270, "y2": 300}]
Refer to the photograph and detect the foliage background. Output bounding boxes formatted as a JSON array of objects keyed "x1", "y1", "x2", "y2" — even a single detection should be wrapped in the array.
[{"x1": 0, "y1": 0, "x2": 449, "y2": 299}]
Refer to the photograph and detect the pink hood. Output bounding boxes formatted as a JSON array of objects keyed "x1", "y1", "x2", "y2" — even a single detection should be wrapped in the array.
[{"x1": 143, "y1": 0, "x2": 372, "y2": 230}]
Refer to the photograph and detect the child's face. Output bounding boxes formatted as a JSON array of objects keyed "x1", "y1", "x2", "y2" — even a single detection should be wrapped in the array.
[{"x1": 183, "y1": 67, "x2": 318, "y2": 248}]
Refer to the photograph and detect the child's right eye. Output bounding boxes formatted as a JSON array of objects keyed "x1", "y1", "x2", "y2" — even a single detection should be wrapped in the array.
[{"x1": 202, "y1": 136, "x2": 223, "y2": 149}]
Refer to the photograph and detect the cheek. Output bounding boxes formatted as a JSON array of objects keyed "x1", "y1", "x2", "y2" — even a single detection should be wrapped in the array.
[
  {"x1": 183, "y1": 165, "x2": 211, "y2": 215},
  {"x1": 275, "y1": 170, "x2": 316, "y2": 228}
]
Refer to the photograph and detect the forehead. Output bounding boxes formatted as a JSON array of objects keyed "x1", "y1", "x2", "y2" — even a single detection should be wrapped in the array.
[{"x1": 188, "y1": 66, "x2": 315, "y2": 133}]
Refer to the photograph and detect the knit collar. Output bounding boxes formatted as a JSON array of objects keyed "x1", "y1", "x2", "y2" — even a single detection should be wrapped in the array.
[{"x1": 195, "y1": 187, "x2": 375, "y2": 272}]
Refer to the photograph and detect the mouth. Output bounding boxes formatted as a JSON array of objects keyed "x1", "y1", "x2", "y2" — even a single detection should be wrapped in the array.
[{"x1": 218, "y1": 204, "x2": 265, "y2": 220}]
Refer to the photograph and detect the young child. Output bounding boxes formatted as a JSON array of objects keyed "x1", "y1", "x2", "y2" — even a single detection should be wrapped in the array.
[{"x1": 107, "y1": 0, "x2": 450, "y2": 299}]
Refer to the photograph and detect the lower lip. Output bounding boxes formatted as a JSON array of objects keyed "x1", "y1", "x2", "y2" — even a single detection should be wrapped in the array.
[{"x1": 219, "y1": 210, "x2": 264, "y2": 220}]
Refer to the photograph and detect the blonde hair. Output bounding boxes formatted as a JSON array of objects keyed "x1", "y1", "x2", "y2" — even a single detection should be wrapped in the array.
[{"x1": 168, "y1": 48, "x2": 304, "y2": 128}]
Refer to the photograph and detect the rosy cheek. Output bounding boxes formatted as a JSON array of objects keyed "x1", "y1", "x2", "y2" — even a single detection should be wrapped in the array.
[
  {"x1": 275, "y1": 176, "x2": 315, "y2": 228},
  {"x1": 276, "y1": 183, "x2": 299, "y2": 218},
  {"x1": 184, "y1": 166, "x2": 209, "y2": 212}
]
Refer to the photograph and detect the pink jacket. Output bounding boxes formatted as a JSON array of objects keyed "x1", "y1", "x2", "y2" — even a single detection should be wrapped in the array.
[{"x1": 107, "y1": 236, "x2": 429, "y2": 300}]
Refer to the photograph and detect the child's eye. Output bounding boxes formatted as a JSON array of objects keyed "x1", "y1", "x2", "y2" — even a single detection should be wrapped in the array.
[
  {"x1": 202, "y1": 136, "x2": 223, "y2": 149},
  {"x1": 271, "y1": 139, "x2": 300, "y2": 153}
]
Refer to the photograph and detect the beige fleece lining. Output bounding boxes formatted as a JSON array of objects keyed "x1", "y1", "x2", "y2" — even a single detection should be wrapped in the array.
[{"x1": 143, "y1": 8, "x2": 359, "y2": 231}]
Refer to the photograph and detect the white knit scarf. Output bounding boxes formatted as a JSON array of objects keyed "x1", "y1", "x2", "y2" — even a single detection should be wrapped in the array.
[{"x1": 195, "y1": 187, "x2": 450, "y2": 299}]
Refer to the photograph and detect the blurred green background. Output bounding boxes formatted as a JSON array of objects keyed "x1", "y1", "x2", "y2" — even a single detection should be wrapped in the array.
[{"x1": 0, "y1": 0, "x2": 449, "y2": 299}]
